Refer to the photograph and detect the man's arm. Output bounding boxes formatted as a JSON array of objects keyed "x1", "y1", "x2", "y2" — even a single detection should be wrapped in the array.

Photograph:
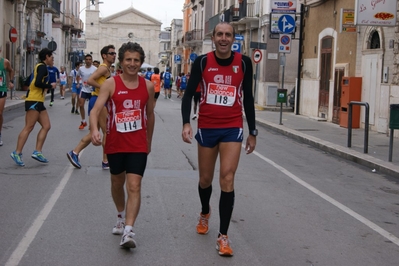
[
  {"x1": 4, "y1": 59, "x2": 14, "y2": 89},
  {"x1": 145, "y1": 80, "x2": 155, "y2": 154},
  {"x1": 181, "y1": 55, "x2": 203, "y2": 125},
  {"x1": 241, "y1": 56, "x2": 256, "y2": 131},
  {"x1": 88, "y1": 66, "x2": 108, "y2": 88},
  {"x1": 90, "y1": 78, "x2": 114, "y2": 145},
  {"x1": 35, "y1": 65, "x2": 53, "y2": 89}
]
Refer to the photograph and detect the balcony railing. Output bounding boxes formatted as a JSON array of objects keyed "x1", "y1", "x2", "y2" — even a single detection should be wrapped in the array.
[
  {"x1": 72, "y1": 18, "x2": 84, "y2": 32},
  {"x1": 44, "y1": 0, "x2": 61, "y2": 17},
  {"x1": 205, "y1": 14, "x2": 221, "y2": 36},
  {"x1": 62, "y1": 13, "x2": 74, "y2": 29},
  {"x1": 238, "y1": 0, "x2": 260, "y2": 20},
  {"x1": 183, "y1": 29, "x2": 203, "y2": 47},
  {"x1": 26, "y1": 0, "x2": 45, "y2": 8}
]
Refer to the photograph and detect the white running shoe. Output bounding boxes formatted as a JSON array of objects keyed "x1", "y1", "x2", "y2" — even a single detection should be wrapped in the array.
[
  {"x1": 112, "y1": 216, "x2": 125, "y2": 235},
  {"x1": 120, "y1": 231, "x2": 136, "y2": 248}
]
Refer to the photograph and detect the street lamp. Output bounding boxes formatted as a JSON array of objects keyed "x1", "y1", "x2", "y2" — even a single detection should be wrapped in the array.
[{"x1": 79, "y1": 1, "x2": 104, "y2": 14}]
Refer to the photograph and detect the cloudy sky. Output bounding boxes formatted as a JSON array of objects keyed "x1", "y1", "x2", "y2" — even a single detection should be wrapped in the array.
[{"x1": 80, "y1": 0, "x2": 184, "y2": 30}]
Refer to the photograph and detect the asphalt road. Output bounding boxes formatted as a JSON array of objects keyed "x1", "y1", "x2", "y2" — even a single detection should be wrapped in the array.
[{"x1": 0, "y1": 91, "x2": 398, "y2": 266}]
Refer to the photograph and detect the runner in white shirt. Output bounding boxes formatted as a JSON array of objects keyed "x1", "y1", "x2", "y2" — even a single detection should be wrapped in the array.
[
  {"x1": 76, "y1": 54, "x2": 97, "y2": 130},
  {"x1": 69, "y1": 62, "x2": 82, "y2": 115},
  {"x1": 59, "y1": 66, "x2": 67, "y2": 99}
]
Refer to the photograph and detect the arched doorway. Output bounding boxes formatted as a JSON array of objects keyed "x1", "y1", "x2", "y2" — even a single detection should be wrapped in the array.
[{"x1": 361, "y1": 28, "x2": 383, "y2": 130}]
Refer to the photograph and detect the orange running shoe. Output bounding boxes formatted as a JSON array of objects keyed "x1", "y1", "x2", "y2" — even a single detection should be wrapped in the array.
[
  {"x1": 216, "y1": 234, "x2": 234, "y2": 256},
  {"x1": 196, "y1": 210, "x2": 211, "y2": 234},
  {"x1": 79, "y1": 121, "x2": 87, "y2": 130}
]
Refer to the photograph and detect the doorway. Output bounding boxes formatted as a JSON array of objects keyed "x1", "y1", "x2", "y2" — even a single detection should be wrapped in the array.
[{"x1": 319, "y1": 36, "x2": 333, "y2": 118}]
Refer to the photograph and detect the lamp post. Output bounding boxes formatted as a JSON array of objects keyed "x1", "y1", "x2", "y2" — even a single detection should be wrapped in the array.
[{"x1": 80, "y1": 1, "x2": 104, "y2": 14}]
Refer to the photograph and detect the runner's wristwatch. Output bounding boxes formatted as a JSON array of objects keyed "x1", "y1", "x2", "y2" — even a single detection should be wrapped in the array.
[{"x1": 249, "y1": 129, "x2": 258, "y2": 136}]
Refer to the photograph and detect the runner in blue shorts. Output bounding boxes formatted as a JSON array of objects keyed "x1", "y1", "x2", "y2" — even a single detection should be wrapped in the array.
[{"x1": 69, "y1": 62, "x2": 81, "y2": 114}]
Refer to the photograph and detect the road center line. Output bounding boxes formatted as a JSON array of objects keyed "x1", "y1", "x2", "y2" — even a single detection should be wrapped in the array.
[
  {"x1": 5, "y1": 156, "x2": 81, "y2": 266},
  {"x1": 250, "y1": 148, "x2": 399, "y2": 246}
]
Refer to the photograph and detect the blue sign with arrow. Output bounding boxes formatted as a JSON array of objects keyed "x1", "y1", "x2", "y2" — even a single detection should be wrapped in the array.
[{"x1": 278, "y1": 14, "x2": 295, "y2": 34}]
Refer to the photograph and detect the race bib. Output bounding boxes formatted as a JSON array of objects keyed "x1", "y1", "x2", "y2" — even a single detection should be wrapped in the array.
[
  {"x1": 206, "y1": 83, "x2": 236, "y2": 107},
  {"x1": 0, "y1": 77, "x2": 3, "y2": 86},
  {"x1": 115, "y1": 109, "x2": 142, "y2": 133}
]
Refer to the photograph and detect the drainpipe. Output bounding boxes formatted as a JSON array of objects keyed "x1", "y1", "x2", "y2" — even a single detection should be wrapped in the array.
[
  {"x1": 17, "y1": 1, "x2": 25, "y2": 88},
  {"x1": 295, "y1": 4, "x2": 304, "y2": 115}
]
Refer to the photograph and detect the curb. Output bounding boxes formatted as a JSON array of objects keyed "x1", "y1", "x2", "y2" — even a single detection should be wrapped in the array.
[{"x1": 255, "y1": 117, "x2": 399, "y2": 178}]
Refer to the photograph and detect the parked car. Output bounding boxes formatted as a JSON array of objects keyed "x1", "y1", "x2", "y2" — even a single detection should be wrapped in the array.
[{"x1": 289, "y1": 87, "x2": 295, "y2": 109}]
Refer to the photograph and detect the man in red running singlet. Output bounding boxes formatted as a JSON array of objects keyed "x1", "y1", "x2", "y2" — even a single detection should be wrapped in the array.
[
  {"x1": 181, "y1": 22, "x2": 257, "y2": 257},
  {"x1": 90, "y1": 42, "x2": 155, "y2": 249}
]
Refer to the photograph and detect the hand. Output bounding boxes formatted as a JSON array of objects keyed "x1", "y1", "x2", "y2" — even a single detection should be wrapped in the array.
[
  {"x1": 8, "y1": 82, "x2": 14, "y2": 90},
  {"x1": 76, "y1": 83, "x2": 80, "y2": 88},
  {"x1": 182, "y1": 123, "x2": 193, "y2": 144},
  {"x1": 91, "y1": 129, "x2": 102, "y2": 146},
  {"x1": 245, "y1": 135, "x2": 256, "y2": 154}
]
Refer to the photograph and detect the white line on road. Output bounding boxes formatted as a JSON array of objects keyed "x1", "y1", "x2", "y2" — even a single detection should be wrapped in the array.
[
  {"x1": 250, "y1": 148, "x2": 399, "y2": 246},
  {"x1": 5, "y1": 159, "x2": 80, "y2": 266}
]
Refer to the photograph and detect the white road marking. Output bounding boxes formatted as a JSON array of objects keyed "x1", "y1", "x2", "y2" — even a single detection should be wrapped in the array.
[
  {"x1": 250, "y1": 148, "x2": 399, "y2": 246},
  {"x1": 5, "y1": 158, "x2": 82, "y2": 266}
]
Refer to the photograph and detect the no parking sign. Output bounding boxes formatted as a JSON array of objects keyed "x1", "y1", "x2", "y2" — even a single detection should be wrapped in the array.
[{"x1": 279, "y1": 34, "x2": 291, "y2": 53}]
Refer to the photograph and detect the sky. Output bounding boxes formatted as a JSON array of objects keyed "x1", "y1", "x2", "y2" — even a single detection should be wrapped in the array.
[{"x1": 79, "y1": 0, "x2": 184, "y2": 30}]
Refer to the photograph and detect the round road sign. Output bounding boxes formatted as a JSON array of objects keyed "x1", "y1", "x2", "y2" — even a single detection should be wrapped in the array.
[
  {"x1": 252, "y1": 49, "x2": 262, "y2": 64},
  {"x1": 9, "y1": 27, "x2": 18, "y2": 43}
]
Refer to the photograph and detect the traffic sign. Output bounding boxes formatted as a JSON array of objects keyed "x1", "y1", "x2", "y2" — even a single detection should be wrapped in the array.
[
  {"x1": 9, "y1": 27, "x2": 18, "y2": 43},
  {"x1": 232, "y1": 42, "x2": 241, "y2": 53},
  {"x1": 235, "y1": 34, "x2": 244, "y2": 41},
  {"x1": 279, "y1": 34, "x2": 291, "y2": 53},
  {"x1": 174, "y1": 54, "x2": 181, "y2": 63},
  {"x1": 190, "y1": 53, "x2": 197, "y2": 62},
  {"x1": 278, "y1": 14, "x2": 296, "y2": 34},
  {"x1": 252, "y1": 49, "x2": 262, "y2": 64}
]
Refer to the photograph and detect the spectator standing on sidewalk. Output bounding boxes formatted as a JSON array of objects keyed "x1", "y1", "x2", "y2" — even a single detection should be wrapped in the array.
[
  {"x1": 181, "y1": 22, "x2": 257, "y2": 257},
  {"x1": 59, "y1": 66, "x2": 67, "y2": 99},
  {"x1": 47, "y1": 62, "x2": 59, "y2": 106},
  {"x1": 0, "y1": 45, "x2": 15, "y2": 146},
  {"x1": 10, "y1": 48, "x2": 56, "y2": 166},
  {"x1": 76, "y1": 54, "x2": 97, "y2": 129},
  {"x1": 69, "y1": 62, "x2": 81, "y2": 114},
  {"x1": 67, "y1": 45, "x2": 116, "y2": 170},
  {"x1": 90, "y1": 42, "x2": 155, "y2": 249}
]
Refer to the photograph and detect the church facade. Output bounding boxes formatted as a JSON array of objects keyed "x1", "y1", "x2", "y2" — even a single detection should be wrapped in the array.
[{"x1": 83, "y1": 0, "x2": 162, "y2": 67}]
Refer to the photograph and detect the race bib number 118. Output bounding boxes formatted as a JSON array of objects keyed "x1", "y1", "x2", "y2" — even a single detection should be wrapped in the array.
[{"x1": 206, "y1": 83, "x2": 236, "y2": 107}]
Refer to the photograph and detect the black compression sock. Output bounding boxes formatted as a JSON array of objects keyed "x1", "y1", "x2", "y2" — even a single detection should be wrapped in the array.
[
  {"x1": 198, "y1": 184, "x2": 212, "y2": 214},
  {"x1": 219, "y1": 190, "x2": 235, "y2": 235}
]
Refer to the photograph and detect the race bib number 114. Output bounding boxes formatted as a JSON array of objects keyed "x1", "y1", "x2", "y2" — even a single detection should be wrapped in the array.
[{"x1": 115, "y1": 109, "x2": 142, "y2": 133}]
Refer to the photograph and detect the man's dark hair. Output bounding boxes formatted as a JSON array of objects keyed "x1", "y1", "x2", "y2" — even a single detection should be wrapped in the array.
[
  {"x1": 101, "y1": 45, "x2": 116, "y2": 59},
  {"x1": 85, "y1": 54, "x2": 92, "y2": 59},
  {"x1": 93, "y1": 60, "x2": 100, "y2": 65},
  {"x1": 38, "y1": 48, "x2": 52, "y2": 61},
  {"x1": 147, "y1": 67, "x2": 152, "y2": 71},
  {"x1": 154, "y1": 67, "x2": 159, "y2": 74},
  {"x1": 212, "y1": 22, "x2": 235, "y2": 37},
  {"x1": 118, "y1": 42, "x2": 145, "y2": 64},
  {"x1": 75, "y1": 62, "x2": 81, "y2": 68}
]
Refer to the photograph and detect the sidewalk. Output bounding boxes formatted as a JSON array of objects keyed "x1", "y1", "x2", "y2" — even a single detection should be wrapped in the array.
[
  {"x1": 5, "y1": 89, "x2": 399, "y2": 177},
  {"x1": 254, "y1": 109, "x2": 399, "y2": 178}
]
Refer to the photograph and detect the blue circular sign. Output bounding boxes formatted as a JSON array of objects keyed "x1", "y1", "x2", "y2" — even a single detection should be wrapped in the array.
[
  {"x1": 278, "y1": 15, "x2": 295, "y2": 34},
  {"x1": 190, "y1": 53, "x2": 198, "y2": 61}
]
